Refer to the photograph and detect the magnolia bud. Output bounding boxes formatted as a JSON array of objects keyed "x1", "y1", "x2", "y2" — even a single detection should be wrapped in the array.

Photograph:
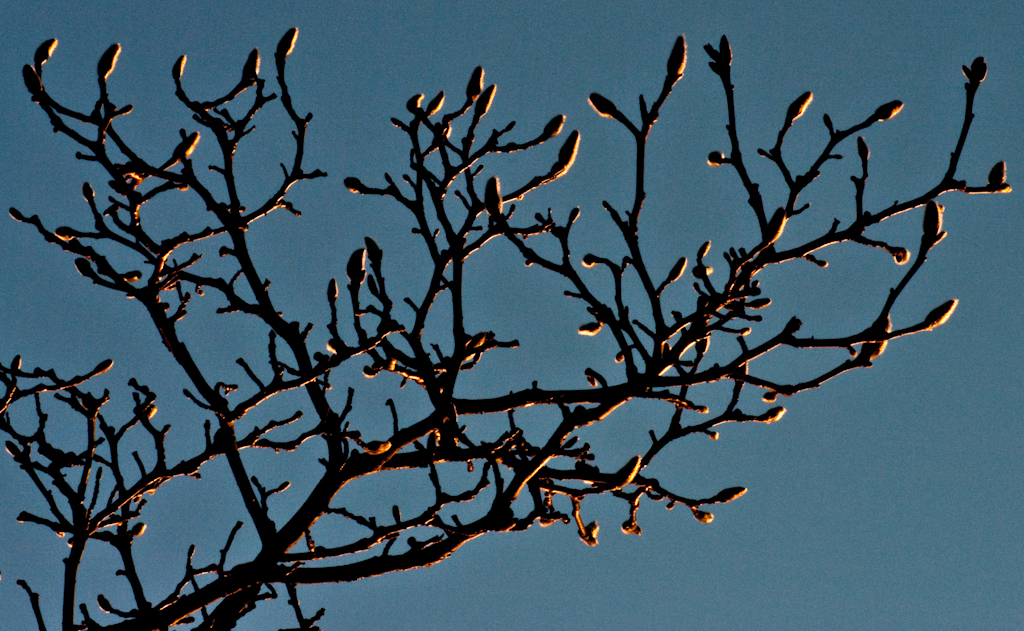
[
  {"x1": 666, "y1": 35, "x2": 687, "y2": 77},
  {"x1": 344, "y1": 177, "x2": 368, "y2": 194},
  {"x1": 277, "y1": 28, "x2": 298, "y2": 59},
  {"x1": 97, "y1": 44, "x2": 121, "y2": 81},
  {"x1": 95, "y1": 359, "x2": 114, "y2": 375},
  {"x1": 581, "y1": 254, "x2": 600, "y2": 268},
  {"x1": 327, "y1": 278, "x2": 338, "y2": 302},
  {"x1": 707, "y1": 151, "x2": 727, "y2": 166},
  {"x1": 364, "y1": 440, "x2": 391, "y2": 456},
  {"x1": 664, "y1": 256, "x2": 687, "y2": 285},
  {"x1": 760, "y1": 406, "x2": 786, "y2": 423},
  {"x1": 693, "y1": 510, "x2": 713, "y2": 523},
  {"x1": 784, "y1": 92, "x2": 813, "y2": 127},
  {"x1": 578, "y1": 322, "x2": 602, "y2": 336},
  {"x1": 872, "y1": 100, "x2": 903, "y2": 122},
  {"x1": 474, "y1": 84, "x2": 495, "y2": 118},
  {"x1": 242, "y1": 48, "x2": 260, "y2": 82},
  {"x1": 364, "y1": 237, "x2": 382, "y2": 267},
  {"x1": 176, "y1": 132, "x2": 200, "y2": 160},
  {"x1": 22, "y1": 65, "x2": 42, "y2": 96},
  {"x1": 466, "y1": 66, "x2": 484, "y2": 99},
  {"x1": 988, "y1": 161, "x2": 1006, "y2": 188},
  {"x1": 709, "y1": 486, "x2": 747, "y2": 504},
  {"x1": 539, "y1": 115, "x2": 565, "y2": 141},
  {"x1": 425, "y1": 91, "x2": 445, "y2": 117},
  {"x1": 406, "y1": 94, "x2": 423, "y2": 113},
  {"x1": 922, "y1": 299, "x2": 957, "y2": 330},
  {"x1": 82, "y1": 182, "x2": 94, "y2": 201},
  {"x1": 483, "y1": 176, "x2": 502, "y2": 217},
  {"x1": 892, "y1": 248, "x2": 910, "y2": 265},
  {"x1": 860, "y1": 340, "x2": 887, "y2": 361},
  {"x1": 551, "y1": 130, "x2": 580, "y2": 177},
  {"x1": 606, "y1": 455, "x2": 642, "y2": 491},
  {"x1": 970, "y1": 57, "x2": 987, "y2": 83},
  {"x1": 922, "y1": 200, "x2": 943, "y2": 242},
  {"x1": 172, "y1": 55, "x2": 186, "y2": 81},
  {"x1": 34, "y1": 39, "x2": 58, "y2": 70},
  {"x1": 589, "y1": 92, "x2": 620, "y2": 119},
  {"x1": 347, "y1": 248, "x2": 365, "y2": 285},
  {"x1": 857, "y1": 136, "x2": 869, "y2": 163}
]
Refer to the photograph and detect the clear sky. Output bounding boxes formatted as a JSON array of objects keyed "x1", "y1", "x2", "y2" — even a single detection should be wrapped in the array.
[{"x1": 1, "y1": 1, "x2": 1022, "y2": 629}]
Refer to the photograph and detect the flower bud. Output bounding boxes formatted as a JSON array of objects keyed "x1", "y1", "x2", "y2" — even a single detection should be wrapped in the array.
[
  {"x1": 364, "y1": 237, "x2": 383, "y2": 267},
  {"x1": 970, "y1": 57, "x2": 987, "y2": 83},
  {"x1": 241, "y1": 48, "x2": 260, "y2": 82},
  {"x1": 707, "y1": 151, "x2": 727, "y2": 166},
  {"x1": 539, "y1": 115, "x2": 565, "y2": 141},
  {"x1": 277, "y1": 28, "x2": 298, "y2": 59},
  {"x1": 922, "y1": 200, "x2": 943, "y2": 243},
  {"x1": 172, "y1": 55, "x2": 186, "y2": 81},
  {"x1": 425, "y1": 91, "x2": 445, "y2": 117},
  {"x1": 922, "y1": 299, "x2": 957, "y2": 330},
  {"x1": 34, "y1": 39, "x2": 58, "y2": 70},
  {"x1": 784, "y1": 92, "x2": 813, "y2": 127},
  {"x1": 589, "y1": 92, "x2": 620, "y2": 119},
  {"x1": 666, "y1": 35, "x2": 687, "y2": 77},
  {"x1": 97, "y1": 44, "x2": 121, "y2": 81},
  {"x1": 709, "y1": 486, "x2": 747, "y2": 504},
  {"x1": 693, "y1": 510, "x2": 714, "y2": 523},
  {"x1": 872, "y1": 100, "x2": 903, "y2": 122},
  {"x1": 551, "y1": 130, "x2": 580, "y2": 177},
  {"x1": 484, "y1": 176, "x2": 501, "y2": 216},
  {"x1": 988, "y1": 161, "x2": 1006, "y2": 188},
  {"x1": 347, "y1": 248, "x2": 365, "y2": 285},
  {"x1": 466, "y1": 66, "x2": 484, "y2": 99},
  {"x1": 22, "y1": 65, "x2": 41, "y2": 96},
  {"x1": 474, "y1": 84, "x2": 495, "y2": 118},
  {"x1": 578, "y1": 322, "x2": 602, "y2": 336},
  {"x1": 344, "y1": 177, "x2": 369, "y2": 194},
  {"x1": 857, "y1": 136, "x2": 869, "y2": 163}
]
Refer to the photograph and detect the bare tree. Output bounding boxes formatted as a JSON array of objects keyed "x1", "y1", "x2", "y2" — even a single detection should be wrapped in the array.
[{"x1": 3, "y1": 29, "x2": 1009, "y2": 630}]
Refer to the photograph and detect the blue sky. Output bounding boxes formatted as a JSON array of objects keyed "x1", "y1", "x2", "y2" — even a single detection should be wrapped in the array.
[{"x1": 0, "y1": 1, "x2": 1021, "y2": 629}]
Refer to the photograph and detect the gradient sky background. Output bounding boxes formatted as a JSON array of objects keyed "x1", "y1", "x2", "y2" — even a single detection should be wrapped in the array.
[{"x1": 1, "y1": 1, "x2": 1022, "y2": 630}]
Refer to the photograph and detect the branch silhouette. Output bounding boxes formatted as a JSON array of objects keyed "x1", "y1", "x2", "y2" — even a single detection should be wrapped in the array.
[{"x1": 5, "y1": 30, "x2": 1009, "y2": 630}]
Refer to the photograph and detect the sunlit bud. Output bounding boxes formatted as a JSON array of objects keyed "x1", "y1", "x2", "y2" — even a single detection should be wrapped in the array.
[
  {"x1": 97, "y1": 594, "x2": 114, "y2": 614},
  {"x1": 584, "y1": 368, "x2": 605, "y2": 388},
  {"x1": 82, "y1": 182, "x2": 94, "y2": 201},
  {"x1": 474, "y1": 84, "x2": 496, "y2": 118},
  {"x1": 484, "y1": 176, "x2": 502, "y2": 216},
  {"x1": 551, "y1": 130, "x2": 580, "y2": 177},
  {"x1": 988, "y1": 161, "x2": 1006, "y2": 188},
  {"x1": 347, "y1": 248, "x2": 366, "y2": 285},
  {"x1": 425, "y1": 91, "x2": 445, "y2": 117},
  {"x1": 539, "y1": 516, "x2": 557, "y2": 527},
  {"x1": 665, "y1": 256, "x2": 687, "y2": 284},
  {"x1": 34, "y1": 39, "x2": 58, "y2": 70},
  {"x1": 857, "y1": 136, "x2": 869, "y2": 163},
  {"x1": 615, "y1": 352, "x2": 625, "y2": 363},
  {"x1": 539, "y1": 115, "x2": 565, "y2": 141},
  {"x1": 784, "y1": 92, "x2": 813, "y2": 127},
  {"x1": 872, "y1": 100, "x2": 903, "y2": 122},
  {"x1": 12, "y1": 355, "x2": 21, "y2": 371},
  {"x1": 892, "y1": 248, "x2": 910, "y2": 265},
  {"x1": 95, "y1": 359, "x2": 114, "y2": 375},
  {"x1": 666, "y1": 35, "x2": 687, "y2": 77},
  {"x1": 763, "y1": 391, "x2": 777, "y2": 402},
  {"x1": 720, "y1": 35, "x2": 731, "y2": 65},
  {"x1": 97, "y1": 44, "x2": 121, "y2": 81},
  {"x1": 277, "y1": 28, "x2": 298, "y2": 59},
  {"x1": 173, "y1": 56, "x2": 186, "y2": 81},
  {"x1": 121, "y1": 270, "x2": 141, "y2": 282},
  {"x1": 708, "y1": 431, "x2": 720, "y2": 440},
  {"x1": 695, "y1": 337, "x2": 709, "y2": 355},
  {"x1": 364, "y1": 440, "x2": 391, "y2": 456},
  {"x1": 176, "y1": 132, "x2": 200, "y2": 159},
  {"x1": 75, "y1": 258, "x2": 92, "y2": 277},
  {"x1": 709, "y1": 487, "x2": 747, "y2": 504},
  {"x1": 327, "y1": 278, "x2": 338, "y2": 302},
  {"x1": 406, "y1": 94, "x2": 423, "y2": 113},
  {"x1": 364, "y1": 237, "x2": 382, "y2": 267},
  {"x1": 766, "y1": 207, "x2": 786, "y2": 243},
  {"x1": 589, "y1": 92, "x2": 620, "y2": 119},
  {"x1": 607, "y1": 455, "x2": 642, "y2": 491},
  {"x1": 344, "y1": 177, "x2": 369, "y2": 194},
  {"x1": 747, "y1": 298, "x2": 771, "y2": 310},
  {"x1": 621, "y1": 518, "x2": 642, "y2": 535},
  {"x1": 54, "y1": 226, "x2": 76, "y2": 241},
  {"x1": 922, "y1": 200, "x2": 943, "y2": 242},
  {"x1": 970, "y1": 57, "x2": 987, "y2": 83},
  {"x1": 582, "y1": 254, "x2": 600, "y2": 268},
  {"x1": 22, "y1": 65, "x2": 42, "y2": 96},
  {"x1": 860, "y1": 340, "x2": 887, "y2": 361},
  {"x1": 823, "y1": 113, "x2": 834, "y2": 134},
  {"x1": 760, "y1": 406, "x2": 786, "y2": 423},
  {"x1": 693, "y1": 510, "x2": 713, "y2": 523},
  {"x1": 922, "y1": 299, "x2": 958, "y2": 330},
  {"x1": 578, "y1": 322, "x2": 602, "y2": 336},
  {"x1": 707, "y1": 151, "x2": 727, "y2": 166},
  {"x1": 698, "y1": 241, "x2": 712, "y2": 259},
  {"x1": 130, "y1": 522, "x2": 146, "y2": 537},
  {"x1": 466, "y1": 66, "x2": 484, "y2": 99},
  {"x1": 580, "y1": 520, "x2": 599, "y2": 546},
  {"x1": 242, "y1": 48, "x2": 260, "y2": 82}
]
